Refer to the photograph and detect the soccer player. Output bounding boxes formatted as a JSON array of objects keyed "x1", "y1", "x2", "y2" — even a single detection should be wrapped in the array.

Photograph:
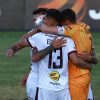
[
  {"x1": 30, "y1": 8, "x2": 91, "y2": 100},
  {"x1": 6, "y1": 32, "x2": 66, "y2": 100},
  {"x1": 6, "y1": 9, "x2": 90, "y2": 100},
  {"x1": 7, "y1": 8, "x2": 48, "y2": 100},
  {"x1": 34, "y1": 8, "x2": 97, "y2": 100},
  {"x1": 27, "y1": 9, "x2": 91, "y2": 100}
]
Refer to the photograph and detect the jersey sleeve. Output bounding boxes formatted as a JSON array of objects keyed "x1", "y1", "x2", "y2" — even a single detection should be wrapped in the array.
[
  {"x1": 57, "y1": 26, "x2": 65, "y2": 35},
  {"x1": 67, "y1": 38, "x2": 77, "y2": 55},
  {"x1": 57, "y1": 25, "x2": 75, "y2": 37},
  {"x1": 27, "y1": 35, "x2": 37, "y2": 48}
]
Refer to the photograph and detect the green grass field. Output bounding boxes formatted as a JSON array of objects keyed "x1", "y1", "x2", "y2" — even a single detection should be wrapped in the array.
[{"x1": 0, "y1": 32, "x2": 100, "y2": 100}]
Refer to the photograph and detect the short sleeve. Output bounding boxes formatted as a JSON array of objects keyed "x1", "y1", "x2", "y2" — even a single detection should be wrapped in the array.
[
  {"x1": 27, "y1": 35, "x2": 37, "y2": 48},
  {"x1": 57, "y1": 26, "x2": 65, "y2": 35},
  {"x1": 67, "y1": 38, "x2": 77, "y2": 55},
  {"x1": 57, "y1": 25, "x2": 75, "y2": 37}
]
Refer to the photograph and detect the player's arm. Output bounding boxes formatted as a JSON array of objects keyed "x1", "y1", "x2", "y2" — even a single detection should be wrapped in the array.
[
  {"x1": 21, "y1": 73, "x2": 29, "y2": 87},
  {"x1": 78, "y1": 50, "x2": 98, "y2": 64},
  {"x1": 69, "y1": 52, "x2": 90, "y2": 69},
  {"x1": 38, "y1": 24, "x2": 72, "y2": 37},
  {"x1": 6, "y1": 39, "x2": 31, "y2": 57},
  {"x1": 35, "y1": 16, "x2": 71, "y2": 36},
  {"x1": 67, "y1": 38, "x2": 90, "y2": 69},
  {"x1": 32, "y1": 37, "x2": 66, "y2": 62},
  {"x1": 38, "y1": 23, "x2": 58, "y2": 35},
  {"x1": 21, "y1": 68, "x2": 31, "y2": 87},
  {"x1": 21, "y1": 28, "x2": 39, "y2": 40}
]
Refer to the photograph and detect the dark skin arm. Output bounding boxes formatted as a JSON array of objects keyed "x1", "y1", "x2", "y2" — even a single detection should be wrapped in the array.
[
  {"x1": 21, "y1": 71, "x2": 29, "y2": 87},
  {"x1": 6, "y1": 28, "x2": 39, "y2": 57},
  {"x1": 78, "y1": 50, "x2": 98, "y2": 64},
  {"x1": 6, "y1": 37, "x2": 66, "y2": 57},
  {"x1": 69, "y1": 52, "x2": 90, "y2": 69},
  {"x1": 6, "y1": 39, "x2": 30, "y2": 57}
]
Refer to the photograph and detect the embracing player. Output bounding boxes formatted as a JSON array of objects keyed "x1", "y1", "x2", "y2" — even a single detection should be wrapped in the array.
[
  {"x1": 6, "y1": 9, "x2": 91, "y2": 100},
  {"x1": 27, "y1": 9, "x2": 91, "y2": 100},
  {"x1": 6, "y1": 8, "x2": 48, "y2": 100},
  {"x1": 34, "y1": 8, "x2": 97, "y2": 100}
]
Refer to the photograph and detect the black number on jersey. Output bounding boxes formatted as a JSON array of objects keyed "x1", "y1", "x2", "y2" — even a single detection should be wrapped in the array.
[{"x1": 48, "y1": 47, "x2": 63, "y2": 69}]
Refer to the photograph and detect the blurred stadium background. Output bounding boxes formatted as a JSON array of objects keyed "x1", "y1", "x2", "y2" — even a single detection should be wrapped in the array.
[{"x1": 0, "y1": 0, "x2": 100, "y2": 99}]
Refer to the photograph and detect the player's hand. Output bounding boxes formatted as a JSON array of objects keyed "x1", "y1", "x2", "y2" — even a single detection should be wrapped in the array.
[
  {"x1": 6, "y1": 48, "x2": 14, "y2": 57},
  {"x1": 35, "y1": 15, "x2": 44, "y2": 27},
  {"x1": 52, "y1": 37, "x2": 67, "y2": 49},
  {"x1": 21, "y1": 74, "x2": 28, "y2": 87}
]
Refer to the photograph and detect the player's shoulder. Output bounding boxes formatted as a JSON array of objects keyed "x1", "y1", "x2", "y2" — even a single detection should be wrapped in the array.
[
  {"x1": 31, "y1": 32, "x2": 45, "y2": 38},
  {"x1": 77, "y1": 22, "x2": 90, "y2": 28}
]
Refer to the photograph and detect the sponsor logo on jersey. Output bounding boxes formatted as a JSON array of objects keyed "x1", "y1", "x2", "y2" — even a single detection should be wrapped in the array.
[{"x1": 49, "y1": 71, "x2": 60, "y2": 82}]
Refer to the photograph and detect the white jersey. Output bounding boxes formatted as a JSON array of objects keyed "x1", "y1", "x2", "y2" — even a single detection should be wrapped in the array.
[
  {"x1": 28, "y1": 32, "x2": 76, "y2": 91},
  {"x1": 26, "y1": 49, "x2": 39, "y2": 99},
  {"x1": 30, "y1": 48, "x2": 39, "y2": 72}
]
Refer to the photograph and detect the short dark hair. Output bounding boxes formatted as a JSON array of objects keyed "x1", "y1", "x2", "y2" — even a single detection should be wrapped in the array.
[
  {"x1": 61, "y1": 9, "x2": 76, "y2": 23},
  {"x1": 45, "y1": 9, "x2": 61, "y2": 23},
  {"x1": 32, "y1": 8, "x2": 48, "y2": 15}
]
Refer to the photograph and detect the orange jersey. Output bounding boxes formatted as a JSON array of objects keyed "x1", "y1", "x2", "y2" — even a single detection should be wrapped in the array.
[
  {"x1": 69, "y1": 73, "x2": 90, "y2": 100},
  {"x1": 64, "y1": 22, "x2": 93, "y2": 78}
]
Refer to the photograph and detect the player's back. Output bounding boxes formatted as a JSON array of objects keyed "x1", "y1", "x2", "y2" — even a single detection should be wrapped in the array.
[{"x1": 28, "y1": 32, "x2": 76, "y2": 91}]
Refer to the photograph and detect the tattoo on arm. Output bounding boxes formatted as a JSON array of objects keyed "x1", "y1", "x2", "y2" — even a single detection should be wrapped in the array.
[
  {"x1": 32, "y1": 44, "x2": 55, "y2": 62},
  {"x1": 32, "y1": 47, "x2": 39, "y2": 55},
  {"x1": 40, "y1": 44, "x2": 54, "y2": 58},
  {"x1": 11, "y1": 45, "x2": 19, "y2": 53},
  {"x1": 10, "y1": 39, "x2": 29, "y2": 53},
  {"x1": 10, "y1": 42, "x2": 25, "y2": 53}
]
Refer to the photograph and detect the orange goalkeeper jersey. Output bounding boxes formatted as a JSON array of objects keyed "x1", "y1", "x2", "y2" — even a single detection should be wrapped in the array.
[{"x1": 64, "y1": 22, "x2": 93, "y2": 78}]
